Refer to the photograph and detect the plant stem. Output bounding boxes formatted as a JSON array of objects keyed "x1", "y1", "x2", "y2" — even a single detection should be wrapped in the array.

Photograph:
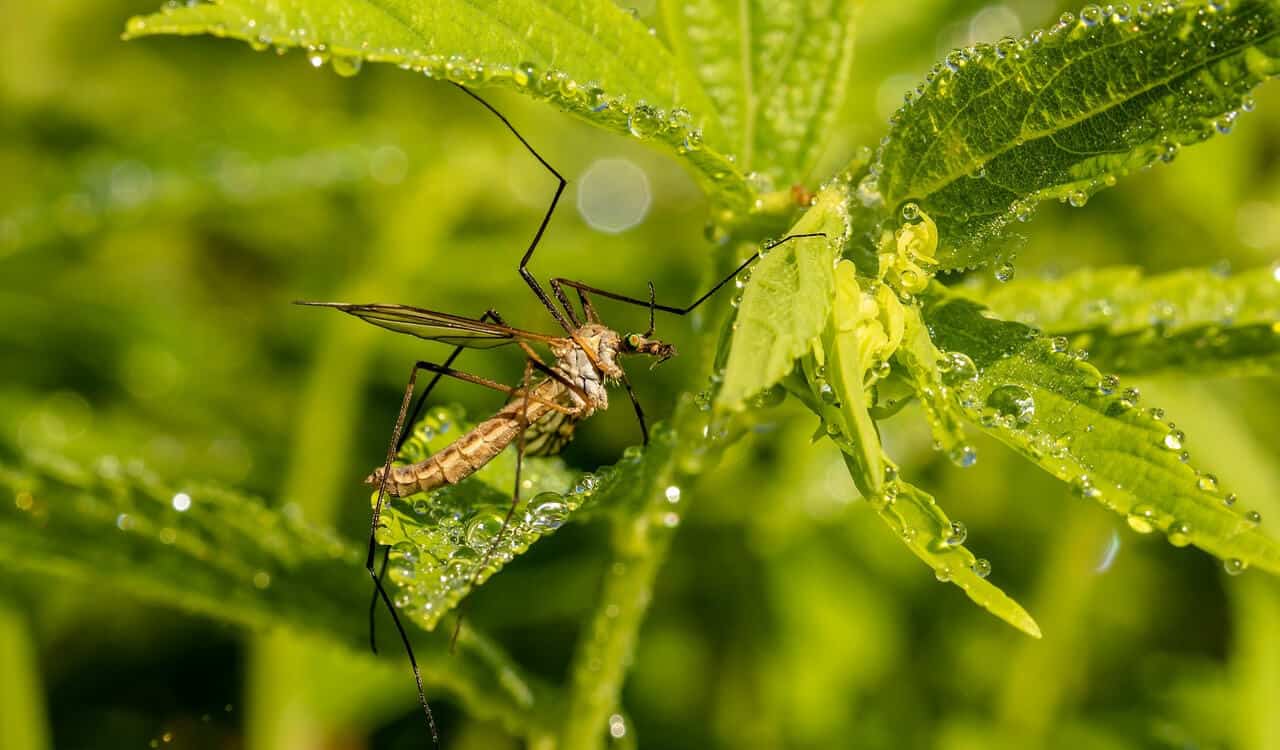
[
  {"x1": 0, "y1": 603, "x2": 50, "y2": 750},
  {"x1": 559, "y1": 442, "x2": 680, "y2": 750}
]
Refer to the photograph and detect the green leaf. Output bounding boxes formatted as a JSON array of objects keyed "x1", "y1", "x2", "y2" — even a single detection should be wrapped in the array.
[
  {"x1": 660, "y1": 0, "x2": 861, "y2": 187},
  {"x1": 863, "y1": 0, "x2": 1280, "y2": 270},
  {"x1": 0, "y1": 453, "x2": 557, "y2": 737},
  {"x1": 373, "y1": 405, "x2": 682, "y2": 631},
  {"x1": 717, "y1": 182, "x2": 847, "y2": 410},
  {"x1": 922, "y1": 290, "x2": 1280, "y2": 577},
  {"x1": 845, "y1": 455, "x2": 1041, "y2": 638},
  {"x1": 123, "y1": 0, "x2": 753, "y2": 208},
  {"x1": 967, "y1": 264, "x2": 1280, "y2": 376}
]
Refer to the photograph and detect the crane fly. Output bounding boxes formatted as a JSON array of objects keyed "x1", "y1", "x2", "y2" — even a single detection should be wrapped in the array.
[
  {"x1": 296, "y1": 82, "x2": 825, "y2": 748},
  {"x1": 296, "y1": 298, "x2": 677, "y2": 500}
]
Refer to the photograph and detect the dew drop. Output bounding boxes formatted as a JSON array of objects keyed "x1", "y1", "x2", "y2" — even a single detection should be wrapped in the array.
[
  {"x1": 995, "y1": 262, "x2": 1015, "y2": 283},
  {"x1": 935, "y1": 564, "x2": 953, "y2": 582},
  {"x1": 1196, "y1": 473, "x2": 1219, "y2": 493},
  {"x1": 1126, "y1": 505, "x2": 1157, "y2": 534},
  {"x1": 525, "y1": 493, "x2": 569, "y2": 532},
  {"x1": 627, "y1": 104, "x2": 661, "y2": 139},
  {"x1": 1163, "y1": 429, "x2": 1185, "y2": 451},
  {"x1": 971, "y1": 558, "x2": 992, "y2": 578},
  {"x1": 937, "y1": 351, "x2": 978, "y2": 386},
  {"x1": 1067, "y1": 190, "x2": 1089, "y2": 208},
  {"x1": 1245, "y1": 510, "x2": 1262, "y2": 525},
  {"x1": 985, "y1": 384, "x2": 1036, "y2": 427},
  {"x1": 949, "y1": 444, "x2": 978, "y2": 468},
  {"x1": 1050, "y1": 336, "x2": 1070, "y2": 354},
  {"x1": 465, "y1": 510, "x2": 505, "y2": 548},
  {"x1": 331, "y1": 55, "x2": 363, "y2": 77},
  {"x1": 1167, "y1": 521, "x2": 1192, "y2": 547},
  {"x1": 1223, "y1": 492, "x2": 1238, "y2": 508},
  {"x1": 901, "y1": 202, "x2": 921, "y2": 223},
  {"x1": 945, "y1": 521, "x2": 968, "y2": 546},
  {"x1": 1224, "y1": 558, "x2": 1247, "y2": 576},
  {"x1": 1098, "y1": 374, "x2": 1120, "y2": 396}
]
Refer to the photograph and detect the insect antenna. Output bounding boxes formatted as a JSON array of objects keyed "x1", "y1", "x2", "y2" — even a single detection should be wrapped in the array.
[{"x1": 549, "y1": 232, "x2": 829, "y2": 317}]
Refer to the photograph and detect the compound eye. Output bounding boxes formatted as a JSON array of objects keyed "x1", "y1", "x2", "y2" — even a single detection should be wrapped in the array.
[{"x1": 626, "y1": 334, "x2": 642, "y2": 349}]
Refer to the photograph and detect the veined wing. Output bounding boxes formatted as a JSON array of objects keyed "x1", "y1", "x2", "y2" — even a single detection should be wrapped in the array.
[{"x1": 295, "y1": 301, "x2": 564, "y2": 348}]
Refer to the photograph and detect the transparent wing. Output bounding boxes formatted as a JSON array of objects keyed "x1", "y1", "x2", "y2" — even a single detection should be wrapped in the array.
[{"x1": 295, "y1": 301, "x2": 563, "y2": 349}]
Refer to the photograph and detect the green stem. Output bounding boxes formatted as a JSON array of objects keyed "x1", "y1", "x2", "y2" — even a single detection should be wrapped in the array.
[
  {"x1": 559, "y1": 419, "x2": 680, "y2": 749},
  {"x1": 0, "y1": 602, "x2": 50, "y2": 750},
  {"x1": 559, "y1": 394, "x2": 743, "y2": 749}
]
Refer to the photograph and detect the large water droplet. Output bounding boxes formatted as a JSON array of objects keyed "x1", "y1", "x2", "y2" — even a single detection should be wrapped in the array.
[
  {"x1": 1224, "y1": 558, "x2": 1248, "y2": 576},
  {"x1": 949, "y1": 444, "x2": 978, "y2": 468},
  {"x1": 465, "y1": 510, "x2": 505, "y2": 549},
  {"x1": 525, "y1": 493, "x2": 569, "y2": 532},
  {"x1": 937, "y1": 351, "x2": 978, "y2": 386},
  {"x1": 331, "y1": 55, "x2": 363, "y2": 77},
  {"x1": 985, "y1": 384, "x2": 1036, "y2": 427},
  {"x1": 1127, "y1": 505, "x2": 1157, "y2": 534},
  {"x1": 627, "y1": 104, "x2": 661, "y2": 138},
  {"x1": 945, "y1": 520, "x2": 968, "y2": 546}
]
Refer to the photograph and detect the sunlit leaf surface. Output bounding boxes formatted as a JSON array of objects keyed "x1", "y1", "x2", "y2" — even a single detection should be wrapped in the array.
[
  {"x1": 924, "y1": 290, "x2": 1280, "y2": 576},
  {"x1": 660, "y1": 0, "x2": 861, "y2": 186},
  {"x1": 717, "y1": 183, "x2": 847, "y2": 409},
  {"x1": 124, "y1": 0, "x2": 753, "y2": 206},
  {"x1": 969, "y1": 263, "x2": 1280, "y2": 375}
]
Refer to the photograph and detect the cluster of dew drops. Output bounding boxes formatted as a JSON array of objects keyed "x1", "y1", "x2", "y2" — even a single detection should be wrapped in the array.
[
  {"x1": 127, "y1": 5, "x2": 733, "y2": 171},
  {"x1": 375, "y1": 408, "x2": 664, "y2": 628}
]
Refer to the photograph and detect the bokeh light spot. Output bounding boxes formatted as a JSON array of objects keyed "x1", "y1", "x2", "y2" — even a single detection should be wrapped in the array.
[{"x1": 576, "y1": 158, "x2": 651, "y2": 234}]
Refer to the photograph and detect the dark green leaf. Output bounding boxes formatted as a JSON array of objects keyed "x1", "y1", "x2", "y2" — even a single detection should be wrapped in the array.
[
  {"x1": 864, "y1": 1, "x2": 1280, "y2": 269},
  {"x1": 0, "y1": 454, "x2": 556, "y2": 735}
]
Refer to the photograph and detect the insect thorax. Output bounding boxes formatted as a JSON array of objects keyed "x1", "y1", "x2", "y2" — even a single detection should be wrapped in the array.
[{"x1": 551, "y1": 324, "x2": 623, "y2": 413}]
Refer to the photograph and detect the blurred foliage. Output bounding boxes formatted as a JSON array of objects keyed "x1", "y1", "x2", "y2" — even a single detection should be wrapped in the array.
[{"x1": 2, "y1": 1, "x2": 1280, "y2": 750}]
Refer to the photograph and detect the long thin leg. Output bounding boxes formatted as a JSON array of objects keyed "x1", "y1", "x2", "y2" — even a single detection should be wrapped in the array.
[
  {"x1": 365, "y1": 360, "x2": 439, "y2": 746},
  {"x1": 452, "y1": 84, "x2": 575, "y2": 334},
  {"x1": 575, "y1": 286, "x2": 652, "y2": 445},
  {"x1": 549, "y1": 232, "x2": 828, "y2": 316},
  {"x1": 364, "y1": 355, "x2": 561, "y2": 745},
  {"x1": 450, "y1": 357, "x2": 539, "y2": 652},
  {"x1": 617, "y1": 369, "x2": 649, "y2": 446},
  {"x1": 373, "y1": 309, "x2": 505, "y2": 654}
]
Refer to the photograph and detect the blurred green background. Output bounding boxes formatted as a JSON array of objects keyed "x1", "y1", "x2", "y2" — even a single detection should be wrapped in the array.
[{"x1": 2, "y1": 1, "x2": 1280, "y2": 748}]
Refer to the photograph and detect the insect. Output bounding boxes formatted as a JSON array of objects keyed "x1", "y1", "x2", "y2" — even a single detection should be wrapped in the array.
[{"x1": 298, "y1": 83, "x2": 823, "y2": 746}]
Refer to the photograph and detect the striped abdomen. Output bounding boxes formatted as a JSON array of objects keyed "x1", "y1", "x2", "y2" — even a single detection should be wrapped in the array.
[{"x1": 367, "y1": 377, "x2": 579, "y2": 497}]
